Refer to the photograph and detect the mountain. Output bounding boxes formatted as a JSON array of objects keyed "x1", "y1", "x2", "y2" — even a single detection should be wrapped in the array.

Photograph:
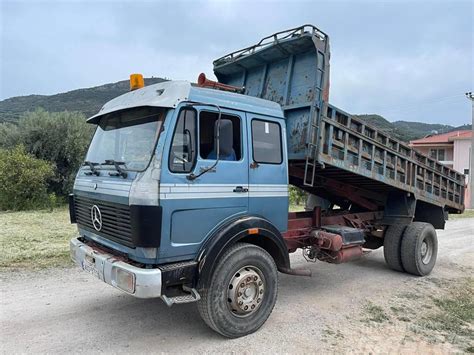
[
  {"x1": 1, "y1": 81, "x2": 471, "y2": 142},
  {"x1": 0, "y1": 77, "x2": 166, "y2": 123},
  {"x1": 353, "y1": 114, "x2": 471, "y2": 142}
]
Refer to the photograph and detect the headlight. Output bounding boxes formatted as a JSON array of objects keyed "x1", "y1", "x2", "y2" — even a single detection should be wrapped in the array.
[
  {"x1": 111, "y1": 267, "x2": 136, "y2": 294},
  {"x1": 129, "y1": 167, "x2": 159, "y2": 206}
]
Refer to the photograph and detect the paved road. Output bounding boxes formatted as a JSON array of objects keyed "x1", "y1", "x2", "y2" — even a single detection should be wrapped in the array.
[{"x1": 1, "y1": 219, "x2": 473, "y2": 353}]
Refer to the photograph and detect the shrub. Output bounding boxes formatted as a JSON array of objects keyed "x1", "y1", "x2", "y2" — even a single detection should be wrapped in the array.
[
  {"x1": 0, "y1": 146, "x2": 55, "y2": 211},
  {"x1": 0, "y1": 122, "x2": 20, "y2": 147},
  {"x1": 289, "y1": 186, "x2": 307, "y2": 206},
  {"x1": 0, "y1": 109, "x2": 94, "y2": 196}
]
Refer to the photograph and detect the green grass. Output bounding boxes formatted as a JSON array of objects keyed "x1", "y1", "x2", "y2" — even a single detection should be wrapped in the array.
[
  {"x1": 362, "y1": 302, "x2": 390, "y2": 323},
  {"x1": 289, "y1": 204, "x2": 306, "y2": 212},
  {"x1": 0, "y1": 207, "x2": 76, "y2": 269},
  {"x1": 420, "y1": 278, "x2": 474, "y2": 336},
  {"x1": 412, "y1": 278, "x2": 474, "y2": 351},
  {"x1": 449, "y1": 209, "x2": 474, "y2": 219}
]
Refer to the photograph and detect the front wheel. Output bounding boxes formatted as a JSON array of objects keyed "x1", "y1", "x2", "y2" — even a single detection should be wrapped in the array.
[{"x1": 197, "y1": 243, "x2": 278, "y2": 338}]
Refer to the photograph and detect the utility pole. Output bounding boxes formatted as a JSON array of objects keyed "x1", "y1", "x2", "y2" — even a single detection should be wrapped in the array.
[{"x1": 465, "y1": 92, "x2": 473, "y2": 209}]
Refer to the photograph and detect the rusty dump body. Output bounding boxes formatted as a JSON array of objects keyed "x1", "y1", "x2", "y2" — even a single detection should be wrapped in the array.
[{"x1": 213, "y1": 24, "x2": 465, "y2": 219}]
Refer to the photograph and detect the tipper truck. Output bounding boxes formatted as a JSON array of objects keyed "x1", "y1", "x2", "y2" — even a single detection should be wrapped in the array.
[{"x1": 69, "y1": 25, "x2": 465, "y2": 338}]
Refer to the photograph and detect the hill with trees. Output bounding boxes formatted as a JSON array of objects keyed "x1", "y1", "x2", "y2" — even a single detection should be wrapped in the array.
[
  {"x1": 0, "y1": 79, "x2": 471, "y2": 142},
  {"x1": 353, "y1": 114, "x2": 471, "y2": 142},
  {"x1": 0, "y1": 77, "x2": 165, "y2": 123}
]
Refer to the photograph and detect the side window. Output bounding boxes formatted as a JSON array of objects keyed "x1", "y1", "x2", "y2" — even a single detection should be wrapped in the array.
[
  {"x1": 169, "y1": 109, "x2": 197, "y2": 173},
  {"x1": 199, "y1": 111, "x2": 242, "y2": 161},
  {"x1": 251, "y1": 119, "x2": 282, "y2": 164}
]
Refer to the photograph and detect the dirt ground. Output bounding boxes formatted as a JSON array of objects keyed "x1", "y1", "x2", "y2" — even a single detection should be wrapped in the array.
[{"x1": 1, "y1": 218, "x2": 473, "y2": 354}]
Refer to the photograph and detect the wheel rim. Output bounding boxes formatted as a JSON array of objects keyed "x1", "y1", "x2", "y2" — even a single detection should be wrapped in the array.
[
  {"x1": 227, "y1": 266, "x2": 265, "y2": 317},
  {"x1": 420, "y1": 237, "x2": 434, "y2": 264}
]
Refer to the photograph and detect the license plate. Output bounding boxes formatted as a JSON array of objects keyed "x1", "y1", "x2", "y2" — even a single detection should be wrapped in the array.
[{"x1": 82, "y1": 255, "x2": 100, "y2": 279}]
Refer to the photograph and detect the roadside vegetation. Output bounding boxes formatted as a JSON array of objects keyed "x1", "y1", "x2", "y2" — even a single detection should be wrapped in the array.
[
  {"x1": 0, "y1": 109, "x2": 93, "y2": 211},
  {"x1": 0, "y1": 208, "x2": 75, "y2": 269},
  {"x1": 356, "y1": 277, "x2": 474, "y2": 353},
  {"x1": 289, "y1": 186, "x2": 307, "y2": 211},
  {"x1": 450, "y1": 209, "x2": 474, "y2": 219}
]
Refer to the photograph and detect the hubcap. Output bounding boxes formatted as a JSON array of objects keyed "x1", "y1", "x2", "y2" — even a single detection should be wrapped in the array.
[
  {"x1": 420, "y1": 238, "x2": 433, "y2": 265},
  {"x1": 227, "y1": 266, "x2": 265, "y2": 317}
]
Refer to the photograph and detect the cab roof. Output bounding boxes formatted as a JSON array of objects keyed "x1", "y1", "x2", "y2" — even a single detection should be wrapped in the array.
[{"x1": 87, "y1": 81, "x2": 284, "y2": 123}]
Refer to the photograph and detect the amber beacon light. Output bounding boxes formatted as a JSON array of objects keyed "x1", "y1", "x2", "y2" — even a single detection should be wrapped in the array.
[{"x1": 130, "y1": 74, "x2": 145, "y2": 91}]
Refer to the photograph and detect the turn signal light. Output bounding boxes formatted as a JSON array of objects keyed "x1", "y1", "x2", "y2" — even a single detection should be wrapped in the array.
[
  {"x1": 130, "y1": 74, "x2": 145, "y2": 91},
  {"x1": 112, "y1": 267, "x2": 136, "y2": 294}
]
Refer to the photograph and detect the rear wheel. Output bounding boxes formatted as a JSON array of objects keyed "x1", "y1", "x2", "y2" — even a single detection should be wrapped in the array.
[
  {"x1": 383, "y1": 224, "x2": 407, "y2": 272},
  {"x1": 401, "y1": 222, "x2": 438, "y2": 276},
  {"x1": 197, "y1": 243, "x2": 278, "y2": 338}
]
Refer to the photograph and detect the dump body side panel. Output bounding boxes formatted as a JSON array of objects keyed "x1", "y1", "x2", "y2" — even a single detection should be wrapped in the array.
[{"x1": 213, "y1": 25, "x2": 465, "y2": 213}]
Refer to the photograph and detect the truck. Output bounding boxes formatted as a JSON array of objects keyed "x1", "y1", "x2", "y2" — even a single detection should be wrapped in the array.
[{"x1": 69, "y1": 24, "x2": 465, "y2": 338}]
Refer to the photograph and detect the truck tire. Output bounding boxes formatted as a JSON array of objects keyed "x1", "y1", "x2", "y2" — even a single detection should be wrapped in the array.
[
  {"x1": 197, "y1": 243, "x2": 278, "y2": 338},
  {"x1": 383, "y1": 224, "x2": 407, "y2": 272},
  {"x1": 401, "y1": 222, "x2": 437, "y2": 276}
]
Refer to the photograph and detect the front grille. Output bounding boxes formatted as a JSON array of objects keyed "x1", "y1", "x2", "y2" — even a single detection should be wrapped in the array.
[{"x1": 74, "y1": 196, "x2": 134, "y2": 248}]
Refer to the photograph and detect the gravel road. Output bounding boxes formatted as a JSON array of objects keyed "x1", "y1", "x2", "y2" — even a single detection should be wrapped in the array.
[{"x1": 1, "y1": 218, "x2": 473, "y2": 354}]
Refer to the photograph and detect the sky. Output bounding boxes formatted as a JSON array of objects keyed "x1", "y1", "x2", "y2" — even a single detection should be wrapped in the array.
[{"x1": 1, "y1": 0, "x2": 473, "y2": 125}]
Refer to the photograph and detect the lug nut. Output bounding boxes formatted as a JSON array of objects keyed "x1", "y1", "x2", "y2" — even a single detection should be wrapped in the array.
[
  {"x1": 254, "y1": 276, "x2": 257, "y2": 281},
  {"x1": 251, "y1": 305, "x2": 255, "y2": 309},
  {"x1": 244, "y1": 306, "x2": 248, "y2": 310},
  {"x1": 239, "y1": 301, "x2": 243, "y2": 305},
  {"x1": 260, "y1": 289, "x2": 263, "y2": 294},
  {"x1": 240, "y1": 283, "x2": 245, "y2": 288},
  {"x1": 238, "y1": 292, "x2": 242, "y2": 297},
  {"x1": 257, "y1": 298, "x2": 261, "y2": 303},
  {"x1": 246, "y1": 277, "x2": 251, "y2": 282},
  {"x1": 258, "y1": 281, "x2": 262, "y2": 286}
]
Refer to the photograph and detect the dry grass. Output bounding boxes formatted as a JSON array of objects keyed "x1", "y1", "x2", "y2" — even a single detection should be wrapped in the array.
[
  {"x1": 449, "y1": 209, "x2": 474, "y2": 219},
  {"x1": 417, "y1": 278, "x2": 474, "y2": 345},
  {"x1": 362, "y1": 302, "x2": 390, "y2": 323},
  {"x1": 0, "y1": 207, "x2": 76, "y2": 269}
]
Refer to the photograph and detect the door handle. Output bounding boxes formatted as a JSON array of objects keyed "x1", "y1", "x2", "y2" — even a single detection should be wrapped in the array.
[{"x1": 233, "y1": 186, "x2": 249, "y2": 193}]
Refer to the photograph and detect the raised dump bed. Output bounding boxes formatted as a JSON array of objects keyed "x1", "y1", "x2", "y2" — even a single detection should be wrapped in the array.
[{"x1": 213, "y1": 25, "x2": 465, "y2": 213}]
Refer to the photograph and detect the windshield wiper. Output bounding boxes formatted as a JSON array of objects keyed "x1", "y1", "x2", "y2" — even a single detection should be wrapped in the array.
[
  {"x1": 83, "y1": 161, "x2": 100, "y2": 176},
  {"x1": 103, "y1": 159, "x2": 128, "y2": 178}
]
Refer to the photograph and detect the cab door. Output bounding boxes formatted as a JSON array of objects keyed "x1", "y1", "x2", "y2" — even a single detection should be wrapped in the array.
[
  {"x1": 247, "y1": 114, "x2": 288, "y2": 232},
  {"x1": 159, "y1": 105, "x2": 248, "y2": 262}
]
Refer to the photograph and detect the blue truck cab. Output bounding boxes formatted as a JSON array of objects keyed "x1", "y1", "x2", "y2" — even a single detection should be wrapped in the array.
[
  {"x1": 69, "y1": 80, "x2": 293, "y2": 336},
  {"x1": 70, "y1": 80, "x2": 289, "y2": 268},
  {"x1": 70, "y1": 25, "x2": 463, "y2": 338}
]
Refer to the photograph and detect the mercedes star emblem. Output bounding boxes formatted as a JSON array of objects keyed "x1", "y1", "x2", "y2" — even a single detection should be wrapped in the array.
[{"x1": 90, "y1": 205, "x2": 103, "y2": 231}]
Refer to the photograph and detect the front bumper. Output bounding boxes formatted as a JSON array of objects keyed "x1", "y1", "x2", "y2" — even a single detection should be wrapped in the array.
[{"x1": 70, "y1": 237, "x2": 162, "y2": 298}]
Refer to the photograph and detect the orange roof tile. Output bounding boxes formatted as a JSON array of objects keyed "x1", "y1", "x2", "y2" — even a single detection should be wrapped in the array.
[{"x1": 410, "y1": 130, "x2": 472, "y2": 145}]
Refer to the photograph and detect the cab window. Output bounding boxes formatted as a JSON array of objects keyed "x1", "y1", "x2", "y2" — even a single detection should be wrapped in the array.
[
  {"x1": 169, "y1": 108, "x2": 197, "y2": 173},
  {"x1": 199, "y1": 111, "x2": 242, "y2": 161},
  {"x1": 251, "y1": 119, "x2": 282, "y2": 164}
]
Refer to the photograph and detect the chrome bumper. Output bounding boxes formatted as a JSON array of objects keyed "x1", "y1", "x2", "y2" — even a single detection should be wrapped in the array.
[{"x1": 70, "y1": 237, "x2": 162, "y2": 298}]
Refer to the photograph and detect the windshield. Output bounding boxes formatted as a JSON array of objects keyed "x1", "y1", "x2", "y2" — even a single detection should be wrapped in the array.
[{"x1": 85, "y1": 107, "x2": 166, "y2": 171}]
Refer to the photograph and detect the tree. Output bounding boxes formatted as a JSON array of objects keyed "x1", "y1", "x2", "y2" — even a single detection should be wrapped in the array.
[
  {"x1": 0, "y1": 109, "x2": 94, "y2": 196},
  {"x1": 0, "y1": 146, "x2": 55, "y2": 210},
  {"x1": 289, "y1": 186, "x2": 307, "y2": 206}
]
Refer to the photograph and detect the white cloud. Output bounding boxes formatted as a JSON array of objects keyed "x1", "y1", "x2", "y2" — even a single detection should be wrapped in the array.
[{"x1": 1, "y1": 0, "x2": 472, "y2": 125}]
